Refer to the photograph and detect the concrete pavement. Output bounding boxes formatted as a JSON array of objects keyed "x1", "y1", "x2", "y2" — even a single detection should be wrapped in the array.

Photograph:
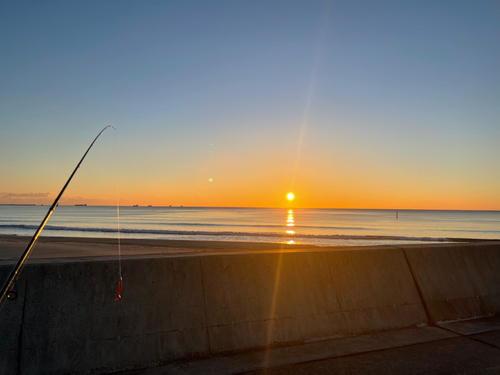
[{"x1": 114, "y1": 316, "x2": 500, "y2": 374}]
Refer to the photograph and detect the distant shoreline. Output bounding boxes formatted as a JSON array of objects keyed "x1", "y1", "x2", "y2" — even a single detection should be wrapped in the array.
[
  {"x1": 0, "y1": 204, "x2": 499, "y2": 212},
  {"x1": 0, "y1": 204, "x2": 36, "y2": 206}
]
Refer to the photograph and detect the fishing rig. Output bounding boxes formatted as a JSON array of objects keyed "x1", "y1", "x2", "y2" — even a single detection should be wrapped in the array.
[{"x1": 0, "y1": 125, "x2": 121, "y2": 306}]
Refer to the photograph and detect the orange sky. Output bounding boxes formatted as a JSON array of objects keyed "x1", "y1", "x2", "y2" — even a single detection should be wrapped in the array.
[{"x1": 2, "y1": 134, "x2": 498, "y2": 210}]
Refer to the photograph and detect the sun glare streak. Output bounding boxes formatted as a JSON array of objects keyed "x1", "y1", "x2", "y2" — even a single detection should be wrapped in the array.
[
  {"x1": 265, "y1": 8, "x2": 330, "y2": 368},
  {"x1": 290, "y1": 6, "x2": 330, "y2": 192},
  {"x1": 265, "y1": 207, "x2": 298, "y2": 365},
  {"x1": 265, "y1": 252, "x2": 284, "y2": 361}
]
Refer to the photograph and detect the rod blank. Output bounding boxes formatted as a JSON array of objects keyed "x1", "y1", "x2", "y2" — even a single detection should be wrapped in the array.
[{"x1": 0, "y1": 126, "x2": 115, "y2": 305}]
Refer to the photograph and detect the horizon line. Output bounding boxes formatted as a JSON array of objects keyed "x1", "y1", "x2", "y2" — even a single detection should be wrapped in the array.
[{"x1": 1, "y1": 204, "x2": 499, "y2": 212}]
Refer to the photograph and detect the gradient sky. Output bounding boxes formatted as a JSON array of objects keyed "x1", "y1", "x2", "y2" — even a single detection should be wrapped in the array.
[{"x1": 1, "y1": 1, "x2": 499, "y2": 209}]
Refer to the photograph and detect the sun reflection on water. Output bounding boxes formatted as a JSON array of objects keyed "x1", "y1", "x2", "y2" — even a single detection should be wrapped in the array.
[{"x1": 286, "y1": 209, "x2": 294, "y2": 235}]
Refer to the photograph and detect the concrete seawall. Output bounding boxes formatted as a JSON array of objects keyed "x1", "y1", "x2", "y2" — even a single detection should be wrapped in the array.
[
  {"x1": 1, "y1": 241, "x2": 499, "y2": 374},
  {"x1": 403, "y1": 243, "x2": 500, "y2": 322}
]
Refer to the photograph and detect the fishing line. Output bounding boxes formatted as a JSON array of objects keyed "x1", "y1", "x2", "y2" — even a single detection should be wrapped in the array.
[
  {"x1": 115, "y1": 204, "x2": 122, "y2": 300},
  {"x1": 114, "y1": 128, "x2": 123, "y2": 300}
]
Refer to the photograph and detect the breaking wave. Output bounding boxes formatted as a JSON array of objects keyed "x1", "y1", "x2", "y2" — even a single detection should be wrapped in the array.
[{"x1": 0, "y1": 224, "x2": 450, "y2": 242}]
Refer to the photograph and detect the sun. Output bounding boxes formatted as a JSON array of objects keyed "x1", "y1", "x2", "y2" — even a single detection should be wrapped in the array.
[{"x1": 287, "y1": 192, "x2": 294, "y2": 201}]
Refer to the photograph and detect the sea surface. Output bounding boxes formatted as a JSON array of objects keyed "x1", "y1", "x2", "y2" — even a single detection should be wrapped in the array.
[{"x1": 0, "y1": 205, "x2": 499, "y2": 247}]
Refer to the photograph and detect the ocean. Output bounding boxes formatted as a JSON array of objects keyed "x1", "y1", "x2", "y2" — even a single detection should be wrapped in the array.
[{"x1": 1, "y1": 205, "x2": 499, "y2": 247}]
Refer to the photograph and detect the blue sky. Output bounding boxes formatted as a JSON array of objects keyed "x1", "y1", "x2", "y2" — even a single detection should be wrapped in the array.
[{"x1": 1, "y1": 1, "x2": 499, "y2": 208}]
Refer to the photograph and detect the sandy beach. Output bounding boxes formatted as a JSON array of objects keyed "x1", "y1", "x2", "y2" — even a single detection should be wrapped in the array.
[
  {"x1": 0, "y1": 235, "x2": 323, "y2": 265},
  {"x1": 1, "y1": 235, "x2": 493, "y2": 267}
]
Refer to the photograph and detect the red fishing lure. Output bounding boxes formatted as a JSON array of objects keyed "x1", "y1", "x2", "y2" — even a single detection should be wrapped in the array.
[{"x1": 115, "y1": 278, "x2": 123, "y2": 300}]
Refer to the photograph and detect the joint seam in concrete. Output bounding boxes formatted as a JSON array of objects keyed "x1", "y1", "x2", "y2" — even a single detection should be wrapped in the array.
[
  {"x1": 437, "y1": 324, "x2": 500, "y2": 350},
  {"x1": 325, "y1": 255, "x2": 344, "y2": 311},
  {"x1": 237, "y1": 332, "x2": 474, "y2": 375},
  {"x1": 16, "y1": 300, "x2": 425, "y2": 351},
  {"x1": 430, "y1": 295, "x2": 496, "y2": 306},
  {"x1": 207, "y1": 303, "x2": 425, "y2": 329},
  {"x1": 16, "y1": 271, "x2": 28, "y2": 375},
  {"x1": 469, "y1": 247, "x2": 495, "y2": 307},
  {"x1": 399, "y1": 247, "x2": 433, "y2": 325},
  {"x1": 19, "y1": 327, "x2": 209, "y2": 350},
  {"x1": 199, "y1": 257, "x2": 211, "y2": 354}
]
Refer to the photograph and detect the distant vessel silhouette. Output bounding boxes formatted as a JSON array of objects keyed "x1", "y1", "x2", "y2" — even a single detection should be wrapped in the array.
[
  {"x1": 75, "y1": 204, "x2": 87, "y2": 206},
  {"x1": 133, "y1": 205, "x2": 139, "y2": 207}
]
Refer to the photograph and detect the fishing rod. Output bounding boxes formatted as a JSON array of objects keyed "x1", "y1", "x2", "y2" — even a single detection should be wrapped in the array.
[{"x1": 0, "y1": 125, "x2": 116, "y2": 306}]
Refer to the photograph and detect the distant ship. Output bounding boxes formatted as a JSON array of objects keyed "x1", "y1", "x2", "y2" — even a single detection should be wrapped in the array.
[
  {"x1": 75, "y1": 204, "x2": 87, "y2": 206},
  {"x1": 133, "y1": 204, "x2": 139, "y2": 207},
  {"x1": 148, "y1": 205, "x2": 152, "y2": 207}
]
